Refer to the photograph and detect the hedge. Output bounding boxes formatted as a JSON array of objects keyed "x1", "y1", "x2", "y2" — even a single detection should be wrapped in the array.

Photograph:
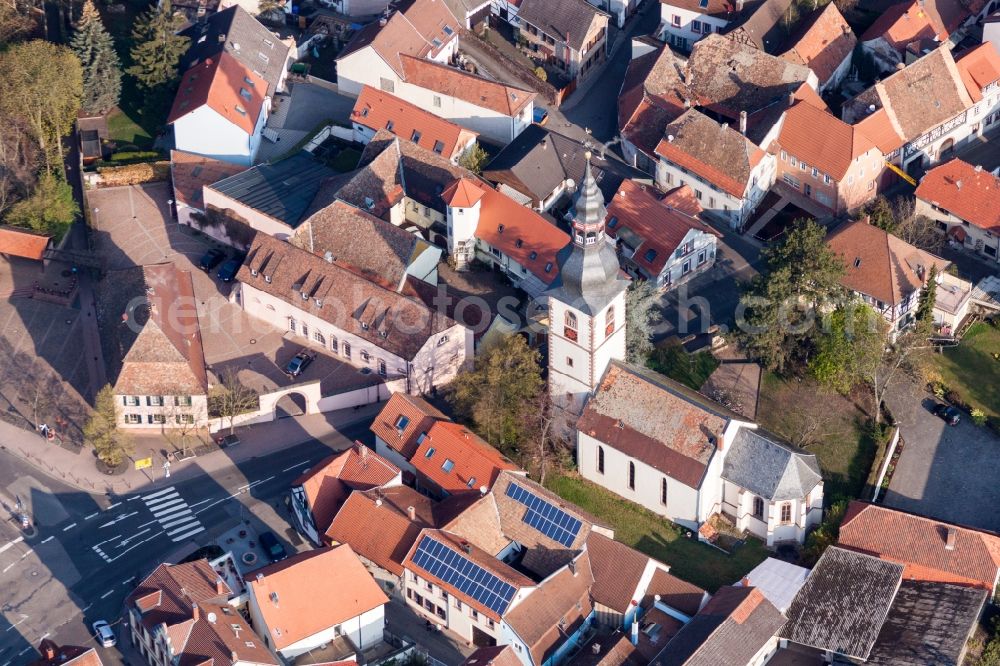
[
  {"x1": 95, "y1": 161, "x2": 170, "y2": 187},
  {"x1": 109, "y1": 150, "x2": 161, "y2": 162}
]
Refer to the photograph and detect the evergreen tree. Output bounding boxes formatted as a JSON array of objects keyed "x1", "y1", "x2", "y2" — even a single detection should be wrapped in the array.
[
  {"x1": 915, "y1": 264, "x2": 938, "y2": 334},
  {"x1": 128, "y1": 1, "x2": 188, "y2": 90},
  {"x1": 71, "y1": 0, "x2": 122, "y2": 115}
]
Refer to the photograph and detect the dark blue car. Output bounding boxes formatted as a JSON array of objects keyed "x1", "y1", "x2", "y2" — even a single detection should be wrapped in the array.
[{"x1": 216, "y1": 258, "x2": 241, "y2": 282}]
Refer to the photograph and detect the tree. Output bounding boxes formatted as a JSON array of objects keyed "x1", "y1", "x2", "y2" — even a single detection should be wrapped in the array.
[
  {"x1": 915, "y1": 264, "x2": 937, "y2": 334},
  {"x1": 0, "y1": 0, "x2": 35, "y2": 48},
  {"x1": 445, "y1": 335, "x2": 544, "y2": 455},
  {"x1": 458, "y1": 143, "x2": 489, "y2": 175},
  {"x1": 625, "y1": 281, "x2": 662, "y2": 364},
  {"x1": 4, "y1": 171, "x2": 78, "y2": 239},
  {"x1": 0, "y1": 115, "x2": 41, "y2": 218},
  {"x1": 522, "y1": 389, "x2": 573, "y2": 484},
  {"x1": 737, "y1": 219, "x2": 845, "y2": 372},
  {"x1": 862, "y1": 195, "x2": 942, "y2": 252},
  {"x1": 128, "y1": 1, "x2": 188, "y2": 90},
  {"x1": 71, "y1": 0, "x2": 121, "y2": 115},
  {"x1": 256, "y1": 0, "x2": 284, "y2": 17},
  {"x1": 85, "y1": 385, "x2": 134, "y2": 466},
  {"x1": 0, "y1": 40, "x2": 83, "y2": 172},
  {"x1": 810, "y1": 304, "x2": 886, "y2": 395},
  {"x1": 208, "y1": 369, "x2": 259, "y2": 434}
]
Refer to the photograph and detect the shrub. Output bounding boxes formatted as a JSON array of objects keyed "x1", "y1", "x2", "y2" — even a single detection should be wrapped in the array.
[
  {"x1": 108, "y1": 150, "x2": 160, "y2": 162},
  {"x1": 972, "y1": 408, "x2": 987, "y2": 427},
  {"x1": 801, "y1": 499, "x2": 849, "y2": 567},
  {"x1": 533, "y1": 66, "x2": 547, "y2": 82},
  {"x1": 944, "y1": 389, "x2": 969, "y2": 412},
  {"x1": 930, "y1": 381, "x2": 946, "y2": 399},
  {"x1": 96, "y1": 161, "x2": 169, "y2": 186}
]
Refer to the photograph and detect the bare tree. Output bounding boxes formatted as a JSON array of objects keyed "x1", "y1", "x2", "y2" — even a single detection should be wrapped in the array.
[
  {"x1": 163, "y1": 404, "x2": 200, "y2": 457},
  {"x1": 524, "y1": 390, "x2": 575, "y2": 485},
  {"x1": 208, "y1": 369, "x2": 259, "y2": 434}
]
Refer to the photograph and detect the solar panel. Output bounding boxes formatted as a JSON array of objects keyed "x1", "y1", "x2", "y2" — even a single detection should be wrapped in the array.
[
  {"x1": 412, "y1": 536, "x2": 517, "y2": 615},
  {"x1": 505, "y1": 482, "x2": 582, "y2": 547}
]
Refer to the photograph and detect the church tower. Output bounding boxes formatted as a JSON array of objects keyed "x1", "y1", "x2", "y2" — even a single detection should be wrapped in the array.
[{"x1": 546, "y1": 154, "x2": 628, "y2": 413}]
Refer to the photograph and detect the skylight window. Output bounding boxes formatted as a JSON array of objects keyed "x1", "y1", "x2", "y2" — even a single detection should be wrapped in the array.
[
  {"x1": 444, "y1": 25, "x2": 454, "y2": 35},
  {"x1": 395, "y1": 415, "x2": 410, "y2": 430},
  {"x1": 425, "y1": 447, "x2": 436, "y2": 458},
  {"x1": 607, "y1": 216, "x2": 618, "y2": 228},
  {"x1": 234, "y1": 105, "x2": 247, "y2": 115},
  {"x1": 386, "y1": 120, "x2": 394, "y2": 131},
  {"x1": 498, "y1": 224, "x2": 505, "y2": 233},
  {"x1": 243, "y1": 76, "x2": 255, "y2": 86},
  {"x1": 442, "y1": 459, "x2": 455, "y2": 473},
  {"x1": 239, "y1": 87, "x2": 252, "y2": 100},
  {"x1": 432, "y1": 38, "x2": 442, "y2": 48},
  {"x1": 700, "y1": 0, "x2": 709, "y2": 7},
  {"x1": 545, "y1": 262, "x2": 553, "y2": 273},
  {"x1": 530, "y1": 251, "x2": 538, "y2": 260},
  {"x1": 644, "y1": 249, "x2": 657, "y2": 262},
  {"x1": 515, "y1": 239, "x2": 523, "y2": 248}
]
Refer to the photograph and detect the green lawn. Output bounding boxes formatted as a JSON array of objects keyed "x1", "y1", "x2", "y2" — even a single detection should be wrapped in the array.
[
  {"x1": 757, "y1": 372, "x2": 875, "y2": 502},
  {"x1": 544, "y1": 473, "x2": 768, "y2": 592},
  {"x1": 932, "y1": 321, "x2": 1000, "y2": 418},
  {"x1": 106, "y1": 107, "x2": 153, "y2": 148},
  {"x1": 646, "y1": 341, "x2": 720, "y2": 391}
]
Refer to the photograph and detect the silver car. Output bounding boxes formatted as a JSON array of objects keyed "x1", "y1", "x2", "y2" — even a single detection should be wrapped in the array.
[{"x1": 93, "y1": 620, "x2": 116, "y2": 648}]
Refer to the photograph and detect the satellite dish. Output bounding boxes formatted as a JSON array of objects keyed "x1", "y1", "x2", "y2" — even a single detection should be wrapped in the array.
[
  {"x1": 667, "y1": 134, "x2": 675, "y2": 142},
  {"x1": 207, "y1": 612, "x2": 217, "y2": 623},
  {"x1": 566, "y1": 178, "x2": 577, "y2": 192},
  {"x1": 375, "y1": 499, "x2": 383, "y2": 507}
]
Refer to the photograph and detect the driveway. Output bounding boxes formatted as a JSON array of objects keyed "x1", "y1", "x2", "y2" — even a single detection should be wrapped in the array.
[{"x1": 882, "y1": 376, "x2": 1000, "y2": 532}]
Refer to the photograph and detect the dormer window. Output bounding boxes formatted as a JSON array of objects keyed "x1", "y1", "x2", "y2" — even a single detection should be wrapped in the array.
[
  {"x1": 545, "y1": 262, "x2": 553, "y2": 273},
  {"x1": 515, "y1": 238, "x2": 523, "y2": 248},
  {"x1": 234, "y1": 105, "x2": 247, "y2": 116},
  {"x1": 315, "y1": 298, "x2": 323, "y2": 307},
  {"x1": 396, "y1": 415, "x2": 410, "y2": 431},
  {"x1": 530, "y1": 251, "x2": 538, "y2": 260},
  {"x1": 301, "y1": 291, "x2": 309, "y2": 300},
  {"x1": 498, "y1": 224, "x2": 505, "y2": 233},
  {"x1": 264, "y1": 275, "x2": 272, "y2": 283},
  {"x1": 250, "y1": 268, "x2": 258, "y2": 276}
]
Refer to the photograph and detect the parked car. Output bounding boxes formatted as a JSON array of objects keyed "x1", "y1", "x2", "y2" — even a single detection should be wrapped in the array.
[
  {"x1": 533, "y1": 106, "x2": 549, "y2": 126},
  {"x1": 285, "y1": 351, "x2": 314, "y2": 377},
  {"x1": 216, "y1": 258, "x2": 241, "y2": 282},
  {"x1": 198, "y1": 248, "x2": 225, "y2": 271},
  {"x1": 258, "y1": 531, "x2": 287, "y2": 562},
  {"x1": 93, "y1": 620, "x2": 116, "y2": 648},
  {"x1": 933, "y1": 403, "x2": 961, "y2": 426}
]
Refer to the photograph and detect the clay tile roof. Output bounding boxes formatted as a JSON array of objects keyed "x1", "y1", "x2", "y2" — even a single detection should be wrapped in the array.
[
  {"x1": 644, "y1": 569, "x2": 708, "y2": 618},
  {"x1": 168, "y1": 51, "x2": 266, "y2": 135},
  {"x1": 617, "y1": 45, "x2": 689, "y2": 157},
  {"x1": 370, "y1": 392, "x2": 448, "y2": 459},
  {"x1": 605, "y1": 180, "x2": 716, "y2": 276},
  {"x1": 517, "y1": 0, "x2": 606, "y2": 52},
  {"x1": 169, "y1": 150, "x2": 246, "y2": 209},
  {"x1": 126, "y1": 559, "x2": 230, "y2": 632},
  {"x1": 0, "y1": 224, "x2": 51, "y2": 261},
  {"x1": 114, "y1": 263, "x2": 208, "y2": 396},
  {"x1": 504, "y1": 553, "x2": 595, "y2": 666},
  {"x1": 658, "y1": 0, "x2": 741, "y2": 17},
  {"x1": 402, "y1": 529, "x2": 535, "y2": 621},
  {"x1": 294, "y1": 444, "x2": 400, "y2": 534},
  {"x1": 585, "y1": 532, "x2": 649, "y2": 613},
  {"x1": 826, "y1": 220, "x2": 949, "y2": 307},
  {"x1": 412, "y1": 421, "x2": 520, "y2": 494},
  {"x1": 399, "y1": 55, "x2": 536, "y2": 117},
  {"x1": 854, "y1": 108, "x2": 905, "y2": 154},
  {"x1": 781, "y1": 3, "x2": 857, "y2": 85},
  {"x1": 916, "y1": 158, "x2": 1000, "y2": 234},
  {"x1": 860, "y1": 0, "x2": 941, "y2": 47},
  {"x1": 237, "y1": 233, "x2": 458, "y2": 360},
  {"x1": 30, "y1": 642, "x2": 103, "y2": 666},
  {"x1": 180, "y1": 601, "x2": 278, "y2": 666},
  {"x1": 248, "y1": 545, "x2": 388, "y2": 650},
  {"x1": 337, "y1": 0, "x2": 458, "y2": 78},
  {"x1": 838, "y1": 500, "x2": 1000, "y2": 591},
  {"x1": 955, "y1": 42, "x2": 1000, "y2": 103},
  {"x1": 326, "y1": 485, "x2": 437, "y2": 575},
  {"x1": 578, "y1": 362, "x2": 734, "y2": 488},
  {"x1": 442, "y1": 178, "x2": 486, "y2": 208},
  {"x1": 351, "y1": 85, "x2": 476, "y2": 161},
  {"x1": 655, "y1": 109, "x2": 765, "y2": 199},
  {"x1": 462, "y1": 645, "x2": 523, "y2": 666}
]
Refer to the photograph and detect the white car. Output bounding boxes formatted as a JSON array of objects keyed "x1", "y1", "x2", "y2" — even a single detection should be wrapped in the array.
[{"x1": 93, "y1": 620, "x2": 116, "y2": 648}]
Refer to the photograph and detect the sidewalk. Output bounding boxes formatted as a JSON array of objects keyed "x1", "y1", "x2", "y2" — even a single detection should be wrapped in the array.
[{"x1": 0, "y1": 403, "x2": 383, "y2": 497}]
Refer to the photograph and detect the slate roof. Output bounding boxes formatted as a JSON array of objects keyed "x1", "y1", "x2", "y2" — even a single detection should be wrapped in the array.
[
  {"x1": 370, "y1": 392, "x2": 449, "y2": 459},
  {"x1": 114, "y1": 263, "x2": 208, "y2": 396},
  {"x1": 721, "y1": 427, "x2": 822, "y2": 501},
  {"x1": 916, "y1": 158, "x2": 1000, "y2": 235},
  {"x1": 585, "y1": 531, "x2": 650, "y2": 614},
  {"x1": 656, "y1": 109, "x2": 765, "y2": 198},
  {"x1": 578, "y1": 362, "x2": 736, "y2": 488},
  {"x1": 781, "y1": 3, "x2": 856, "y2": 85},
  {"x1": 827, "y1": 220, "x2": 949, "y2": 308},
  {"x1": 238, "y1": 233, "x2": 458, "y2": 361},
  {"x1": 517, "y1": 0, "x2": 606, "y2": 51},
  {"x1": 0, "y1": 224, "x2": 51, "y2": 261},
  {"x1": 867, "y1": 581, "x2": 986, "y2": 665},
  {"x1": 169, "y1": 150, "x2": 246, "y2": 209},
  {"x1": 291, "y1": 200, "x2": 438, "y2": 292},
  {"x1": 781, "y1": 546, "x2": 903, "y2": 660},
  {"x1": 837, "y1": 500, "x2": 1000, "y2": 590},
  {"x1": 207, "y1": 152, "x2": 336, "y2": 228},
  {"x1": 653, "y1": 586, "x2": 786, "y2": 666},
  {"x1": 168, "y1": 52, "x2": 266, "y2": 134},
  {"x1": 399, "y1": 55, "x2": 536, "y2": 117},
  {"x1": 179, "y1": 5, "x2": 291, "y2": 95},
  {"x1": 482, "y1": 124, "x2": 643, "y2": 207}
]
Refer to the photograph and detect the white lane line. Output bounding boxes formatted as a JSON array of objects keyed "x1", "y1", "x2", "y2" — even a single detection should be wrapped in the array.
[
  {"x1": 118, "y1": 528, "x2": 152, "y2": 546},
  {"x1": 187, "y1": 498, "x2": 213, "y2": 509},
  {"x1": 17, "y1": 647, "x2": 33, "y2": 656},
  {"x1": 39, "y1": 633, "x2": 50, "y2": 640},
  {"x1": 98, "y1": 520, "x2": 116, "y2": 529},
  {"x1": 169, "y1": 526, "x2": 205, "y2": 541},
  {"x1": 2, "y1": 562, "x2": 17, "y2": 573},
  {"x1": 195, "y1": 496, "x2": 234, "y2": 514},
  {"x1": 62, "y1": 523, "x2": 77, "y2": 531},
  {"x1": 0, "y1": 537, "x2": 24, "y2": 553},
  {"x1": 106, "y1": 501, "x2": 121, "y2": 509},
  {"x1": 142, "y1": 486, "x2": 176, "y2": 500},
  {"x1": 82, "y1": 604, "x2": 92, "y2": 612},
  {"x1": 282, "y1": 460, "x2": 309, "y2": 472},
  {"x1": 5, "y1": 617, "x2": 28, "y2": 631},
  {"x1": 40, "y1": 536, "x2": 54, "y2": 544},
  {"x1": 160, "y1": 514, "x2": 196, "y2": 530},
  {"x1": 127, "y1": 496, "x2": 142, "y2": 502},
  {"x1": 85, "y1": 512, "x2": 99, "y2": 520},
  {"x1": 100, "y1": 590, "x2": 114, "y2": 599}
]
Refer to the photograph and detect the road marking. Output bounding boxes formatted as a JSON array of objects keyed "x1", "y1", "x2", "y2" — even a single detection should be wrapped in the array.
[
  {"x1": 0, "y1": 537, "x2": 24, "y2": 553},
  {"x1": 3, "y1": 562, "x2": 17, "y2": 573},
  {"x1": 100, "y1": 590, "x2": 114, "y2": 599},
  {"x1": 167, "y1": 520, "x2": 201, "y2": 537},
  {"x1": 160, "y1": 513, "x2": 195, "y2": 530},
  {"x1": 127, "y1": 495, "x2": 142, "y2": 502},
  {"x1": 5, "y1": 617, "x2": 28, "y2": 631},
  {"x1": 40, "y1": 536, "x2": 53, "y2": 544},
  {"x1": 82, "y1": 604, "x2": 92, "y2": 612},
  {"x1": 188, "y1": 498, "x2": 212, "y2": 509},
  {"x1": 85, "y1": 512, "x2": 99, "y2": 520},
  {"x1": 142, "y1": 486, "x2": 177, "y2": 500},
  {"x1": 142, "y1": 490, "x2": 205, "y2": 542},
  {"x1": 98, "y1": 521, "x2": 116, "y2": 529},
  {"x1": 106, "y1": 502, "x2": 121, "y2": 509},
  {"x1": 282, "y1": 461, "x2": 310, "y2": 472},
  {"x1": 144, "y1": 492, "x2": 180, "y2": 506},
  {"x1": 168, "y1": 525, "x2": 205, "y2": 541},
  {"x1": 196, "y1": 496, "x2": 234, "y2": 514},
  {"x1": 62, "y1": 523, "x2": 77, "y2": 531},
  {"x1": 17, "y1": 647, "x2": 32, "y2": 656},
  {"x1": 39, "y1": 633, "x2": 49, "y2": 640},
  {"x1": 151, "y1": 501, "x2": 186, "y2": 517},
  {"x1": 118, "y1": 528, "x2": 151, "y2": 546}
]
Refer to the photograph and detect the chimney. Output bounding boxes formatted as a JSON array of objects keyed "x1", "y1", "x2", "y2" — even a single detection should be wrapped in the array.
[
  {"x1": 631, "y1": 618, "x2": 640, "y2": 646},
  {"x1": 956, "y1": 179, "x2": 963, "y2": 190},
  {"x1": 231, "y1": 650, "x2": 239, "y2": 662},
  {"x1": 788, "y1": 90, "x2": 796, "y2": 107},
  {"x1": 739, "y1": 110, "x2": 747, "y2": 135},
  {"x1": 592, "y1": 642, "x2": 601, "y2": 655},
  {"x1": 255, "y1": 573, "x2": 264, "y2": 583},
  {"x1": 569, "y1": 559, "x2": 577, "y2": 576},
  {"x1": 946, "y1": 527, "x2": 957, "y2": 550},
  {"x1": 975, "y1": 164, "x2": 984, "y2": 172},
  {"x1": 43, "y1": 644, "x2": 56, "y2": 660},
  {"x1": 741, "y1": 576, "x2": 751, "y2": 587},
  {"x1": 191, "y1": 603, "x2": 200, "y2": 621},
  {"x1": 216, "y1": 577, "x2": 227, "y2": 595},
  {"x1": 461, "y1": 541, "x2": 471, "y2": 554},
  {"x1": 407, "y1": 505, "x2": 416, "y2": 521}
]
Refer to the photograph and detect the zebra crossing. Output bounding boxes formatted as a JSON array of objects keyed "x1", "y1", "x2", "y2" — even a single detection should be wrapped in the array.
[{"x1": 142, "y1": 486, "x2": 205, "y2": 542}]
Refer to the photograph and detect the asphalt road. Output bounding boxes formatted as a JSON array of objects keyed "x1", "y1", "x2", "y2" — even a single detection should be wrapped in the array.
[{"x1": 0, "y1": 423, "x2": 367, "y2": 665}]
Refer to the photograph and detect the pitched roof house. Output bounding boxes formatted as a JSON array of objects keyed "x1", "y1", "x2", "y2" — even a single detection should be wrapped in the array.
[
  {"x1": 30, "y1": 641, "x2": 103, "y2": 666},
  {"x1": 721, "y1": 429, "x2": 822, "y2": 503},
  {"x1": 780, "y1": 2, "x2": 857, "y2": 91},
  {"x1": 246, "y1": 545, "x2": 389, "y2": 658},
  {"x1": 411, "y1": 421, "x2": 520, "y2": 497},
  {"x1": 860, "y1": 0, "x2": 943, "y2": 70},
  {"x1": 915, "y1": 157, "x2": 1000, "y2": 262},
  {"x1": 371, "y1": 392, "x2": 449, "y2": 464},
  {"x1": 350, "y1": 85, "x2": 479, "y2": 163},
  {"x1": 461, "y1": 646, "x2": 523, "y2": 666},
  {"x1": 725, "y1": 0, "x2": 795, "y2": 53},
  {"x1": 516, "y1": 0, "x2": 610, "y2": 84},
  {"x1": 955, "y1": 42, "x2": 1000, "y2": 103},
  {"x1": 169, "y1": 150, "x2": 247, "y2": 228},
  {"x1": 291, "y1": 444, "x2": 402, "y2": 544},
  {"x1": 0, "y1": 224, "x2": 51, "y2": 261}
]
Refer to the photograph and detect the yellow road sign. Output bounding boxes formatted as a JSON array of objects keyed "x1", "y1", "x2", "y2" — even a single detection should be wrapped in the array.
[{"x1": 134, "y1": 457, "x2": 153, "y2": 470}]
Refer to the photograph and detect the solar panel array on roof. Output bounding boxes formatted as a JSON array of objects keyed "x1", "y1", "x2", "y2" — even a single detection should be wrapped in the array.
[
  {"x1": 412, "y1": 536, "x2": 517, "y2": 615},
  {"x1": 505, "y1": 482, "x2": 582, "y2": 547}
]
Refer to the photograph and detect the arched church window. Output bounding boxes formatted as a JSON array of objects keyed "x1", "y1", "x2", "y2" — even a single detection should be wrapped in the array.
[
  {"x1": 564, "y1": 310, "x2": 578, "y2": 341},
  {"x1": 605, "y1": 306, "x2": 615, "y2": 338}
]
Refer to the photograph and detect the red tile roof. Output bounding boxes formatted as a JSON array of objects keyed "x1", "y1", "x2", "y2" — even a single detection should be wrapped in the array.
[
  {"x1": 915, "y1": 158, "x2": 1000, "y2": 234},
  {"x1": 776, "y1": 101, "x2": 879, "y2": 180},
  {"x1": 781, "y1": 3, "x2": 857, "y2": 85},
  {"x1": 839, "y1": 501, "x2": 1000, "y2": 590},
  {"x1": 412, "y1": 421, "x2": 519, "y2": 494},
  {"x1": 247, "y1": 546, "x2": 388, "y2": 650},
  {"x1": 955, "y1": 42, "x2": 1000, "y2": 103},
  {"x1": 127, "y1": 559, "x2": 229, "y2": 631},
  {"x1": 170, "y1": 150, "x2": 246, "y2": 209},
  {"x1": 30, "y1": 642, "x2": 103, "y2": 666},
  {"x1": 294, "y1": 444, "x2": 400, "y2": 534},
  {"x1": 0, "y1": 224, "x2": 51, "y2": 261},
  {"x1": 351, "y1": 85, "x2": 476, "y2": 161},
  {"x1": 462, "y1": 646, "x2": 522, "y2": 666},
  {"x1": 861, "y1": 0, "x2": 941, "y2": 45},
  {"x1": 399, "y1": 55, "x2": 536, "y2": 117},
  {"x1": 168, "y1": 52, "x2": 266, "y2": 135},
  {"x1": 370, "y1": 392, "x2": 448, "y2": 459},
  {"x1": 442, "y1": 178, "x2": 485, "y2": 208},
  {"x1": 585, "y1": 531, "x2": 650, "y2": 613},
  {"x1": 854, "y1": 108, "x2": 905, "y2": 154},
  {"x1": 605, "y1": 179, "x2": 717, "y2": 276}
]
